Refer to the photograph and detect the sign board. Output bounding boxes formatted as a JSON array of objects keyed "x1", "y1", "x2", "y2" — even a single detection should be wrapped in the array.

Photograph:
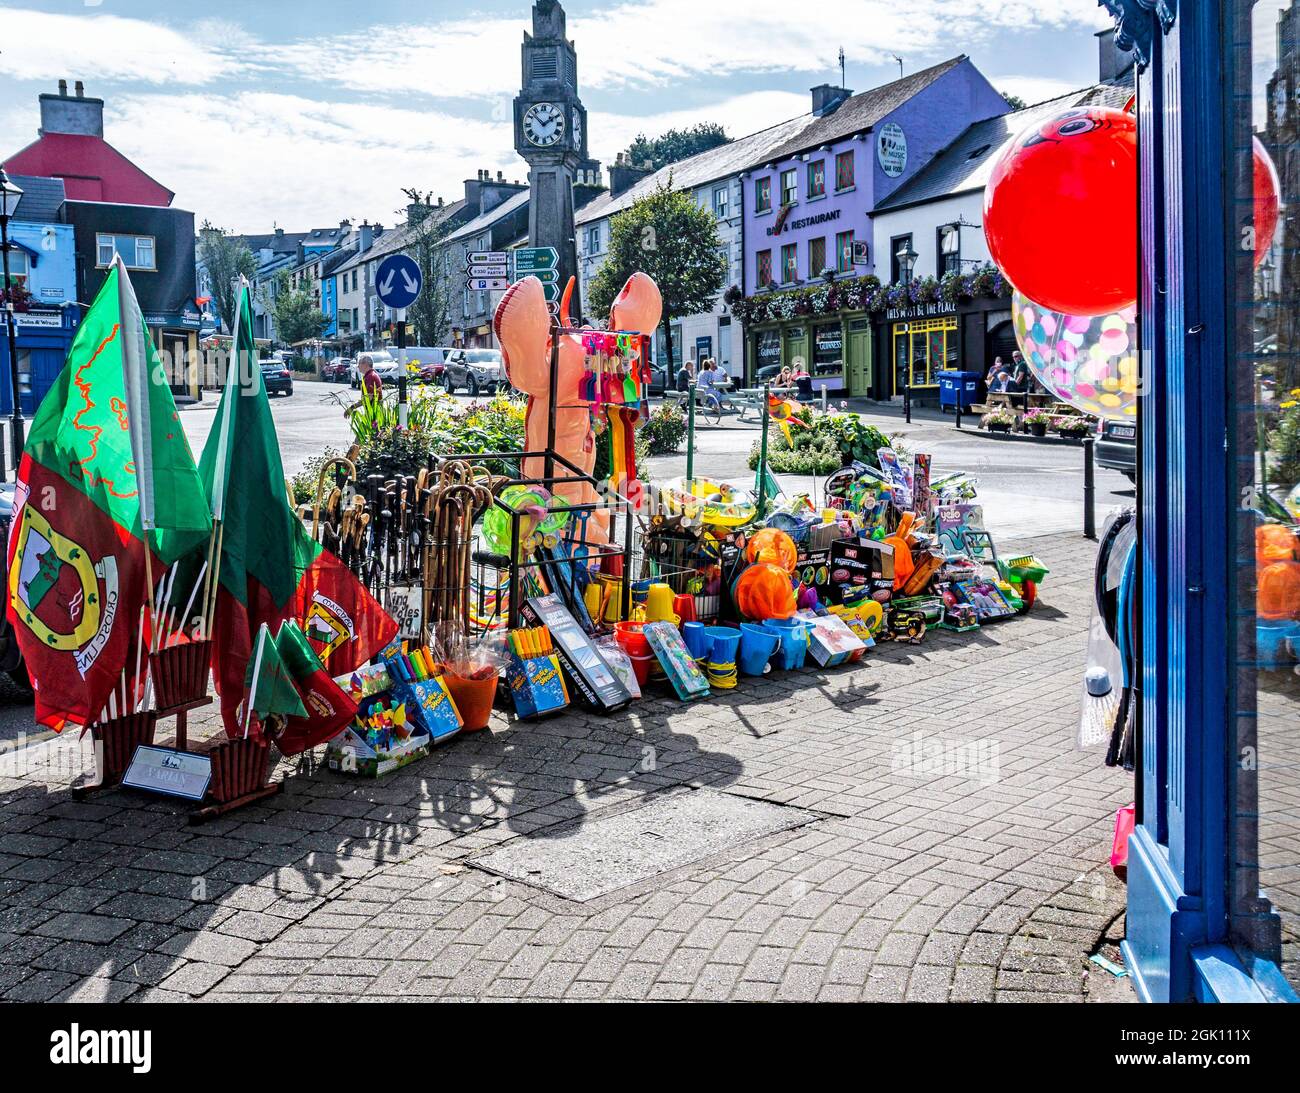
[
  {"x1": 467, "y1": 276, "x2": 510, "y2": 292},
  {"x1": 877, "y1": 122, "x2": 908, "y2": 178},
  {"x1": 375, "y1": 253, "x2": 422, "y2": 309},
  {"x1": 512, "y1": 247, "x2": 559, "y2": 275},
  {"x1": 384, "y1": 584, "x2": 423, "y2": 641},
  {"x1": 0, "y1": 310, "x2": 62, "y2": 329},
  {"x1": 122, "y1": 746, "x2": 212, "y2": 801},
  {"x1": 467, "y1": 251, "x2": 508, "y2": 266},
  {"x1": 851, "y1": 240, "x2": 870, "y2": 265},
  {"x1": 467, "y1": 262, "x2": 509, "y2": 278}
]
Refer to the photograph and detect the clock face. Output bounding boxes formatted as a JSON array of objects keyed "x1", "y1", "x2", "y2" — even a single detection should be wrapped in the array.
[
  {"x1": 523, "y1": 101, "x2": 565, "y2": 147},
  {"x1": 571, "y1": 109, "x2": 583, "y2": 151}
]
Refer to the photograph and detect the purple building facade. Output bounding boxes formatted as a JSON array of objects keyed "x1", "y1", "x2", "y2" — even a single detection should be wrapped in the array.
[{"x1": 739, "y1": 57, "x2": 1007, "y2": 395}]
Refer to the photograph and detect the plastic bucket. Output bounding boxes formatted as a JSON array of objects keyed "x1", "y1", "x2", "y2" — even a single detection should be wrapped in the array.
[
  {"x1": 628, "y1": 651, "x2": 655, "y2": 687},
  {"x1": 704, "y1": 625, "x2": 740, "y2": 663},
  {"x1": 444, "y1": 669, "x2": 498, "y2": 732},
  {"x1": 762, "y1": 618, "x2": 809, "y2": 670},
  {"x1": 738, "y1": 623, "x2": 780, "y2": 676},
  {"x1": 614, "y1": 620, "x2": 652, "y2": 658},
  {"x1": 682, "y1": 621, "x2": 712, "y2": 660}
]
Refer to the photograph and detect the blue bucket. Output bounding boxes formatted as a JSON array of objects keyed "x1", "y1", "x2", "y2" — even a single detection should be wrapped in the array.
[
  {"x1": 738, "y1": 623, "x2": 780, "y2": 676},
  {"x1": 762, "y1": 618, "x2": 809, "y2": 670},
  {"x1": 704, "y1": 625, "x2": 740, "y2": 663},
  {"x1": 682, "y1": 621, "x2": 712, "y2": 660}
]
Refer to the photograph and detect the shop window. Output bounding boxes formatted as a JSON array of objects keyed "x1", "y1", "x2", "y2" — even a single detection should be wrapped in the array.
[
  {"x1": 891, "y1": 315, "x2": 955, "y2": 391},
  {"x1": 96, "y1": 233, "x2": 156, "y2": 270},
  {"x1": 890, "y1": 233, "x2": 914, "y2": 283},
  {"x1": 807, "y1": 160, "x2": 826, "y2": 199},
  {"x1": 780, "y1": 244, "x2": 797, "y2": 284},
  {"x1": 809, "y1": 237, "x2": 827, "y2": 278},
  {"x1": 755, "y1": 176, "x2": 772, "y2": 214},
  {"x1": 938, "y1": 224, "x2": 961, "y2": 276},
  {"x1": 780, "y1": 168, "x2": 798, "y2": 207},
  {"x1": 835, "y1": 231, "x2": 854, "y2": 273},
  {"x1": 835, "y1": 150, "x2": 855, "y2": 191},
  {"x1": 756, "y1": 249, "x2": 773, "y2": 288},
  {"x1": 812, "y1": 323, "x2": 843, "y2": 380},
  {"x1": 755, "y1": 328, "x2": 781, "y2": 376}
]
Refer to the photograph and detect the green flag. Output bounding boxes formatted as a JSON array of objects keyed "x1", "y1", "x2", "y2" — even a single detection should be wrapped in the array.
[{"x1": 243, "y1": 622, "x2": 306, "y2": 725}]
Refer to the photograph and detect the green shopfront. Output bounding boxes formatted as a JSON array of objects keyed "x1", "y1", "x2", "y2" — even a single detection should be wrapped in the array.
[{"x1": 747, "y1": 314, "x2": 874, "y2": 396}]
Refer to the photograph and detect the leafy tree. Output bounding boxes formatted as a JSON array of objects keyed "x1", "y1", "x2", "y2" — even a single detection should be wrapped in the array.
[
  {"x1": 623, "y1": 123, "x2": 729, "y2": 171},
  {"x1": 1001, "y1": 92, "x2": 1028, "y2": 111},
  {"x1": 267, "y1": 270, "x2": 329, "y2": 345},
  {"x1": 197, "y1": 221, "x2": 257, "y2": 331},
  {"x1": 586, "y1": 179, "x2": 728, "y2": 376},
  {"x1": 400, "y1": 187, "x2": 455, "y2": 346}
]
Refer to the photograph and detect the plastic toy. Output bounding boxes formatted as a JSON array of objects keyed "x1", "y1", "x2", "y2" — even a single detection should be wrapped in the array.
[
  {"x1": 1254, "y1": 136, "x2": 1281, "y2": 268},
  {"x1": 733, "y1": 561, "x2": 797, "y2": 620},
  {"x1": 659, "y1": 478, "x2": 757, "y2": 529},
  {"x1": 745, "y1": 528, "x2": 798, "y2": 573},
  {"x1": 494, "y1": 272, "x2": 662, "y2": 540},
  {"x1": 1257, "y1": 561, "x2": 1300, "y2": 621},
  {"x1": 1012, "y1": 290, "x2": 1138, "y2": 420},
  {"x1": 984, "y1": 106, "x2": 1138, "y2": 315}
]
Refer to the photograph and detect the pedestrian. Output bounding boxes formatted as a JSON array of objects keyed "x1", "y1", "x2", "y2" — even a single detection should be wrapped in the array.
[
  {"x1": 358, "y1": 353, "x2": 382, "y2": 396},
  {"x1": 676, "y1": 356, "x2": 695, "y2": 393}
]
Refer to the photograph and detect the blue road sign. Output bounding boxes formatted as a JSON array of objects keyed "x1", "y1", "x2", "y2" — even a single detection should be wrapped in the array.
[{"x1": 375, "y1": 253, "x2": 422, "y2": 309}]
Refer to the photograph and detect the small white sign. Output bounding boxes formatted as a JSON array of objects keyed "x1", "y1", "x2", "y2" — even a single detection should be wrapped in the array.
[
  {"x1": 467, "y1": 251, "x2": 508, "y2": 266},
  {"x1": 878, "y1": 122, "x2": 908, "y2": 178},
  {"x1": 466, "y1": 276, "x2": 510, "y2": 291},
  {"x1": 468, "y1": 262, "x2": 509, "y2": 278},
  {"x1": 122, "y1": 746, "x2": 211, "y2": 801}
]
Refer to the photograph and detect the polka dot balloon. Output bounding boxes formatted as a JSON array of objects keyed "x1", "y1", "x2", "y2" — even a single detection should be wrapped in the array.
[{"x1": 1012, "y1": 289, "x2": 1139, "y2": 419}]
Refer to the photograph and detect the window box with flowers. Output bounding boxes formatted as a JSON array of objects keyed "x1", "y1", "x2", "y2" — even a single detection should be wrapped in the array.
[
  {"x1": 1056, "y1": 414, "x2": 1093, "y2": 439},
  {"x1": 982, "y1": 408, "x2": 1017, "y2": 433}
]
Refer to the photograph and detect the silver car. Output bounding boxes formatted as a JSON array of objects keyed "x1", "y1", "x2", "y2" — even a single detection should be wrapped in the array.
[{"x1": 443, "y1": 348, "x2": 505, "y2": 396}]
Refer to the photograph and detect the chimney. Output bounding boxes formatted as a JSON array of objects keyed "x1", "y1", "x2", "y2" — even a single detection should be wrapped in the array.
[
  {"x1": 339, "y1": 218, "x2": 352, "y2": 230},
  {"x1": 1095, "y1": 27, "x2": 1134, "y2": 83},
  {"x1": 810, "y1": 83, "x2": 853, "y2": 117},
  {"x1": 478, "y1": 170, "x2": 527, "y2": 215},
  {"x1": 406, "y1": 201, "x2": 431, "y2": 225},
  {"x1": 38, "y1": 79, "x2": 104, "y2": 137},
  {"x1": 609, "y1": 152, "x2": 652, "y2": 197},
  {"x1": 358, "y1": 220, "x2": 373, "y2": 254},
  {"x1": 274, "y1": 226, "x2": 284, "y2": 238},
  {"x1": 463, "y1": 173, "x2": 483, "y2": 211}
]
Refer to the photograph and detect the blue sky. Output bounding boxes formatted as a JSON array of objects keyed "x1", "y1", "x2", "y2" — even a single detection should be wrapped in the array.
[{"x1": 0, "y1": 0, "x2": 1111, "y2": 231}]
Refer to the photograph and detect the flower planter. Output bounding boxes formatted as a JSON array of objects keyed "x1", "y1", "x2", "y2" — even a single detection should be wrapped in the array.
[
  {"x1": 1028, "y1": 422, "x2": 1048, "y2": 437},
  {"x1": 988, "y1": 423, "x2": 1011, "y2": 434}
]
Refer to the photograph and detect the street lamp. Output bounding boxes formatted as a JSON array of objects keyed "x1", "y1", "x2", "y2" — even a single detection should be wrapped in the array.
[
  {"x1": 0, "y1": 168, "x2": 25, "y2": 473},
  {"x1": 895, "y1": 238, "x2": 919, "y2": 283}
]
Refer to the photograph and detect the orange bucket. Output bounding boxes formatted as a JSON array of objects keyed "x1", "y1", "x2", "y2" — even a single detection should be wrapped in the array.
[
  {"x1": 614, "y1": 620, "x2": 652, "y2": 657},
  {"x1": 444, "y1": 669, "x2": 499, "y2": 732}
]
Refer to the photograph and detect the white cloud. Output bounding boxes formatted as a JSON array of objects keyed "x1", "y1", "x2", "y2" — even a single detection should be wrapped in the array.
[
  {"x1": 0, "y1": 5, "x2": 251, "y2": 84},
  {"x1": 992, "y1": 74, "x2": 1095, "y2": 106}
]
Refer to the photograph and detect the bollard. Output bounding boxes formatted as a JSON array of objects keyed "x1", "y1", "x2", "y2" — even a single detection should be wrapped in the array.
[
  {"x1": 955, "y1": 398, "x2": 962, "y2": 430},
  {"x1": 820, "y1": 386, "x2": 827, "y2": 413},
  {"x1": 903, "y1": 380, "x2": 912, "y2": 424},
  {"x1": 1083, "y1": 436, "x2": 1097, "y2": 540}
]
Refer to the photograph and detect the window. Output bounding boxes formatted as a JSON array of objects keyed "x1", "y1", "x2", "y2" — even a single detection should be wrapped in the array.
[
  {"x1": 712, "y1": 184, "x2": 729, "y2": 220},
  {"x1": 780, "y1": 243, "x2": 797, "y2": 283},
  {"x1": 891, "y1": 315, "x2": 956, "y2": 391},
  {"x1": 809, "y1": 237, "x2": 827, "y2": 278},
  {"x1": 95, "y1": 233, "x2": 156, "y2": 270},
  {"x1": 584, "y1": 225, "x2": 601, "y2": 255},
  {"x1": 835, "y1": 231, "x2": 854, "y2": 273},
  {"x1": 780, "y1": 168, "x2": 798, "y2": 206},
  {"x1": 755, "y1": 177, "x2": 772, "y2": 214},
  {"x1": 807, "y1": 160, "x2": 826, "y2": 199},
  {"x1": 835, "y1": 150, "x2": 855, "y2": 191},
  {"x1": 756, "y1": 249, "x2": 773, "y2": 288},
  {"x1": 2, "y1": 247, "x2": 30, "y2": 278},
  {"x1": 938, "y1": 224, "x2": 961, "y2": 276}
]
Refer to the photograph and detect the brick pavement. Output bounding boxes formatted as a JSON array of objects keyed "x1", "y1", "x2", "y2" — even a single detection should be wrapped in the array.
[{"x1": 0, "y1": 530, "x2": 1135, "y2": 1002}]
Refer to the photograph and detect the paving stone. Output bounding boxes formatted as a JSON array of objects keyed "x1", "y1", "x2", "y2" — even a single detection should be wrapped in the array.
[
  {"x1": 157, "y1": 961, "x2": 232, "y2": 997},
  {"x1": 33, "y1": 912, "x2": 133, "y2": 944}
]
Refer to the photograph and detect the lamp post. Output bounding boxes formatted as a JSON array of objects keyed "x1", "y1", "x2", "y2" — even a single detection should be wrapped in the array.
[
  {"x1": 0, "y1": 169, "x2": 26, "y2": 474},
  {"x1": 895, "y1": 240, "x2": 918, "y2": 422}
]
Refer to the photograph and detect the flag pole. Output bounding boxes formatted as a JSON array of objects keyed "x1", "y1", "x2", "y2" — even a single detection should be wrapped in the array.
[{"x1": 244, "y1": 624, "x2": 268, "y2": 740}]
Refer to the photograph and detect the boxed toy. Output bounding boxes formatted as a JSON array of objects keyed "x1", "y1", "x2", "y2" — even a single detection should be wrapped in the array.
[
  {"x1": 798, "y1": 609, "x2": 868, "y2": 667},
  {"x1": 521, "y1": 594, "x2": 633, "y2": 712},
  {"x1": 505, "y1": 625, "x2": 570, "y2": 719},
  {"x1": 828, "y1": 537, "x2": 895, "y2": 605}
]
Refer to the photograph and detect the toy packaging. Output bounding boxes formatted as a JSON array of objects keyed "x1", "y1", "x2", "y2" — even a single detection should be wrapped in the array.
[
  {"x1": 521, "y1": 594, "x2": 634, "y2": 712},
  {"x1": 642, "y1": 621, "x2": 711, "y2": 700},
  {"x1": 505, "y1": 625, "x2": 570, "y2": 719},
  {"x1": 828, "y1": 537, "x2": 895, "y2": 605},
  {"x1": 799, "y1": 609, "x2": 868, "y2": 667},
  {"x1": 936, "y1": 504, "x2": 986, "y2": 555}
]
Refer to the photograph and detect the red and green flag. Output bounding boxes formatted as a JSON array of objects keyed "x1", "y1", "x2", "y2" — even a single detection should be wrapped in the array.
[
  {"x1": 6, "y1": 259, "x2": 211, "y2": 731},
  {"x1": 242, "y1": 622, "x2": 306, "y2": 731},
  {"x1": 271, "y1": 620, "x2": 357, "y2": 755},
  {"x1": 197, "y1": 283, "x2": 395, "y2": 736}
]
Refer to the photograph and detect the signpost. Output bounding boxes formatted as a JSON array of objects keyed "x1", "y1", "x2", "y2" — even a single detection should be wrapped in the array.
[
  {"x1": 375, "y1": 254, "x2": 423, "y2": 415},
  {"x1": 511, "y1": 247, "x2": 561, "y2": 303}
]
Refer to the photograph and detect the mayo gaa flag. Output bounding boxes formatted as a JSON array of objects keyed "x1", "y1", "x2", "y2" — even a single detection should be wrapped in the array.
[
  {"x1": 271, "y1": 619, "x2": 357, "y2": 756},
  {"x1": 196, "y1": 283, "x2": 395, "y2": 736},
  {"x1": 6, "y1": 259, "x2": 211, "y2": 731}
]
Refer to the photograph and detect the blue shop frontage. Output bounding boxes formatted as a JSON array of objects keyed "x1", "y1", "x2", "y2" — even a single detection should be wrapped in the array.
[
  {"x1": 1106, "y1": 0, "x2": 1299, "y2": 1002},
  {"x1": 0, "y1": 306, "x2": 78, "y2": 417}
]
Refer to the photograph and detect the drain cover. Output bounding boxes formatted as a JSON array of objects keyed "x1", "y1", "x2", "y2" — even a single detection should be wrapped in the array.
[{"x1": 472, "y1": 790, "x2": 817, "y2": 901}]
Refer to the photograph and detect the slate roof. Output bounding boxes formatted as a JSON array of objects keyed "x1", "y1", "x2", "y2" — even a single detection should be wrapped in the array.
[
  {"x1": 873, "y1": 80, "x2": 1135, "y2": 212},
  {"x1": 7, "y1": 174, "x2": 66, "y2": 222},
  {"x1": 445, "y1": 189, "x2": 531, "y2": 245},
  {"x1": 576, "y1": 113, "x2": 814, "y2": 226},
  {"x1": 361, "y1": 198, "x2": 470, "y2": 260},
  {"x1": 766, "y1": 56, "x2": 968, "y2": 162}
]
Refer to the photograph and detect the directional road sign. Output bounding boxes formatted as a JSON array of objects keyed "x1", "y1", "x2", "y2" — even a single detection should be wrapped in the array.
[
  {"x1": 466, "y1": 276, "x2": 510, "y2": 292},
  {"x1": 467, "y1": 251, "x2": 508, "y2": 266},
  {"x1": 467, "y1": 262, "x2": 509, "y2": 278},
  {"x1": 375, "y1": 253, "x2": 422, "y2": 310},
  {"x1": 512, "y1": 247, "x2": 558, "y2": 275}
]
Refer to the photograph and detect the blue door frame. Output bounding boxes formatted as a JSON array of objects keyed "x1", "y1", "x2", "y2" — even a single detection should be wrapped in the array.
[{"x1": 1106, "y1": 0, "x2": 1297, "y2": 1003}]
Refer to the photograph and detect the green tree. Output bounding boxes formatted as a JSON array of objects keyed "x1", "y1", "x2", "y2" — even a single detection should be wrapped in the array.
[
  {"x1": 624, "y1": 122, "x2": 729, "y2": 171},
  {"x1": 266, "y1": 270, "x2": 329, "y2": 346},
  {"x1": 197, "y1": 221, "x2": 257, "y2": 332},
  {"x1": 400, "y1": 188, "x2": 455, "y2": 346},
  {"x1": 1001, "y1": 92, "x2": 1028, "y2": 111},
  {"x1": 586, "y1": 179, "x2": 728, "y2": 376}
]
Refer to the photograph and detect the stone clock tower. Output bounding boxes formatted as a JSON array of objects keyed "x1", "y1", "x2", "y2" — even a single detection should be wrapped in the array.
[{"x1": 513, "y1": 0, "x2": 586, "y2": 312}]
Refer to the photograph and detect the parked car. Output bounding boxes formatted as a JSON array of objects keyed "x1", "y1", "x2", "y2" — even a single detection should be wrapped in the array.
[
  {"x1": 320, "y1": 357, "x2": 352, "y2": 383},
  {"x1": 349, "y1": 351, "x2": 400, "y2": 387},
  {"x1": 647, "y1": 364, "x2": 669, "y2": 396},
  {"x1": 1095, "y1": 417, "x2": 1136, "y2": 481},
  {"x1": 260, "y1": 359, "x2": 293, "y2": 397},
  {"x1": 443, "y1": 348, "x2": 505, "y2": 396},
  {"x1": 400, "y1": 347, "x2": 454, "y2": 384}
]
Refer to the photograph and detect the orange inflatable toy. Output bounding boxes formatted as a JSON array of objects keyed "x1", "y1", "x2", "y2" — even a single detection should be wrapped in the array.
[
  {"x1": 1256, "y1": 523, "x2": 1299, "y2": 567},
  {"x1": 885, "y1": 511, "x2": 917, "y2": 590},
  {"x1": 493, "y1": 273, "x2": 662, "y2": 542},
  {"x1": 746, "y1": 528, "x2": 798, "y2": 573},
  {"x1": 733, "y1": 562, "x2": 797, "y2": 620},
  {"x1": 1258, "y1": 561, "x2": 1300, "y2": 621}
]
